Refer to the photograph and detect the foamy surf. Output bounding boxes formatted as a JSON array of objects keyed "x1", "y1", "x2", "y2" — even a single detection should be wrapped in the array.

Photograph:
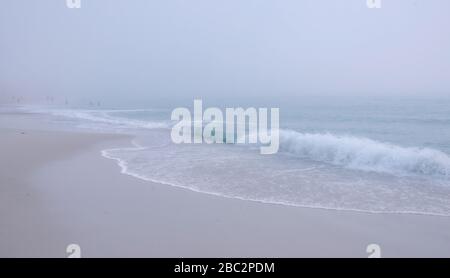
[
  {"x1": 28, "y1": 105, "x2": 450, "y2": 217},
  {"x1": 23, "y1": 107, "x2": 170, "y2": 131},
  {"x1": 279, "y1": 130, "x2": 450, "y2": 178},
  {"x1": 101, "y1": 142, "x2": 450, "y2": 217},
  {"x1": 100, "y1": 130, "x2": 450, "y2": 217}
]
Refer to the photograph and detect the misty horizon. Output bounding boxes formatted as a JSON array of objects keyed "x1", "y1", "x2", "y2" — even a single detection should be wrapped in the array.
[{"x1": 1, "y1": 0, "x2": 450, "y2": 108}]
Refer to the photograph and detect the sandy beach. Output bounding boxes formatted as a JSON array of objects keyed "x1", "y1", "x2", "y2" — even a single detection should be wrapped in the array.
[{"x1": 1, "y1": 111, "x2": 450, "y2": 258}]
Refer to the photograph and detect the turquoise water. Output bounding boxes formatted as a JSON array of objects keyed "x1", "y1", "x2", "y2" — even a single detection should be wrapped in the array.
[{"x1": 27, "y1": 96, "x2": 450, "y2": 215}]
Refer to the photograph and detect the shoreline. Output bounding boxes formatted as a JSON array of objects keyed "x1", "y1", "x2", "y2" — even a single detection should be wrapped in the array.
[
  {"x1": 100, "y1": 136, "x2": 450, "y2": 218},
  {"x1": 103, "y1": 145, "x2": 450, "y2": 218},
  {"x1": 1, "y1": 112, "x2": 450, "y2": 257}
]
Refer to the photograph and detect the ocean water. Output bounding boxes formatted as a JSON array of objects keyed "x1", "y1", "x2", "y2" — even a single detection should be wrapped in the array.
[{"x1": 24, "y1": 97, "x2": 450, "y2": 216}]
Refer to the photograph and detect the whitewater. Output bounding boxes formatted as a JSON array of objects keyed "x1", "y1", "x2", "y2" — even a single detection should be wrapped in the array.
[{"x1": 22, "y1": 99, "x2": 450, "y2": 216}]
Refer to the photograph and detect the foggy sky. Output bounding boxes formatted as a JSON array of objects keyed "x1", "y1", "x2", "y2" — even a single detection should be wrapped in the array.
[{"x1": 1, "y1": 0, "x2": 449, "y2": 107}]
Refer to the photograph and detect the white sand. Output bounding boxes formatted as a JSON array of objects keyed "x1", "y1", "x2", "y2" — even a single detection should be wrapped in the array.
[{"x1": 1, "y1": 112, "x2": 450, "y2": 257}]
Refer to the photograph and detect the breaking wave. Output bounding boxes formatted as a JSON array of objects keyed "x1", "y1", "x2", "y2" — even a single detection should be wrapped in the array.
[
  {"x1": 24, "y1": 106, "x2": 450, "y2": 178},
  {"x1": 28, "y1": 107, "x2": 170, "y2": 130},
  {"x1": 279, "y1": 130, "x2": 450, "y2": 177}
]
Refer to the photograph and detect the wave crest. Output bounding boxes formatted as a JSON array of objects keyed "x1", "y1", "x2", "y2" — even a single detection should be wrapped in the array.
[{"x1": 279, "y1": 130, "x2": 450, "y2": 177}]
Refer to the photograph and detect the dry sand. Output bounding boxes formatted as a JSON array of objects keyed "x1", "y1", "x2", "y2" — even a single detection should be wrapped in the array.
[{"x1": 1, "y1": 112, "x2": 450, "y2": 257}]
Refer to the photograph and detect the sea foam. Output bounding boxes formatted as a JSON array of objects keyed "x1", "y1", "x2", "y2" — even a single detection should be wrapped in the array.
[
  {"x1": 29, "y1": 107, "x2": 170, "y2": 130},
  {"x1": 279, "y1": 130, "x2": 450, "y2": 177}
]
